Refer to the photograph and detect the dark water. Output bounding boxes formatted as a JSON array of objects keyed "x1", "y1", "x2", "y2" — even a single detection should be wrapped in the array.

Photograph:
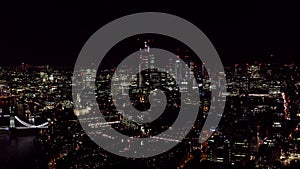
[{"x1": 0, "y1": 134, "x2": 46, "y2": 169}]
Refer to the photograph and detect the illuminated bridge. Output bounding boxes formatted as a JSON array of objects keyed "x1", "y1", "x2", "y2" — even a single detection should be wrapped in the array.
[{"x1": 0, "y1": 116, "x2": 48, "y2": 131}]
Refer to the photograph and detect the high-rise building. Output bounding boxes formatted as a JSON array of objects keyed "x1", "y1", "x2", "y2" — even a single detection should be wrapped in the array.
[
  {"x1": 207, "y1": 133, "x2": 231, "y2": 164},
  {"x1": 138, "y1": 41, "x2": 151, "y2": 87}
]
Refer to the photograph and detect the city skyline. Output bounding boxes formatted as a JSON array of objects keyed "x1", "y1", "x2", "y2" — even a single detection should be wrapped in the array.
[
  {"x1": 1, "y1": 50, "x2": 300, "y2": 168},
  {"x1": 1, "y1": 1, "x2": 300, "y2": 169}
]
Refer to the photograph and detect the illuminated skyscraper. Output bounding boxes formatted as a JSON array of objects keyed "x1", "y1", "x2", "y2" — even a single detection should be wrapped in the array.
[
  {"x1": 175, "y1": 58, "x2": 183, "y2": 82},
  {"x1": 138, "y1": 41, "x2": 151, "y2": 87}
]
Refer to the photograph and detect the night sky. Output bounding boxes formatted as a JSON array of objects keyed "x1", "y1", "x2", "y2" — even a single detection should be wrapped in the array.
[{"x1": 1, "y1": 1, "x2": 300, "y2": 66}]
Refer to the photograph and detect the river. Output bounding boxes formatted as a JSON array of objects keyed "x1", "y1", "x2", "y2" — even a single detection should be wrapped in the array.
[{"x1": 0, "y1": 134, "x2": 47, "y2": 169}]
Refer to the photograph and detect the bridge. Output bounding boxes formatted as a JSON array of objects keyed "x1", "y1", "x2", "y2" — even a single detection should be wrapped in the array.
[{"x1": 0, "y1": 115, "x2": 48, "y2": 131}]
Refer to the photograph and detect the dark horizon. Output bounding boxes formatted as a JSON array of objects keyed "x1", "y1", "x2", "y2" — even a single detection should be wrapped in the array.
[{"x1": 1, "y1": 1, "x2": 300, "y2": 67}]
